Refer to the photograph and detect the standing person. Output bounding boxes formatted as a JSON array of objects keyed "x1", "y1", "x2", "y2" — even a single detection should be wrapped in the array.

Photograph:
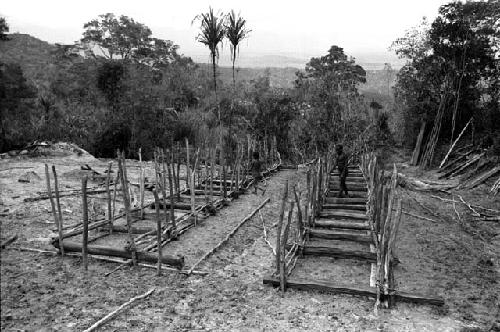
[
  {"x1": 333, "y1": 144, "x2": 349, "y2": 198},
  {"x1": 250, "y1": 151, "x2": 266, "y2": 195}
]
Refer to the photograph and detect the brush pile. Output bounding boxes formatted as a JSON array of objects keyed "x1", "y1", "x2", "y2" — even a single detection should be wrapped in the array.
[{"x1": 438, "y1": 138, "x2": 500, "y2": 193}]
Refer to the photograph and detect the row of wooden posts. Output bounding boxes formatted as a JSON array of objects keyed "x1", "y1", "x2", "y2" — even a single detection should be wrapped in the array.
[
  {"x1": 45, "y1": 136, "x2": 281, "y2": 275},
  {"x1": 274, "y1": 155, "x2": 333, "y2": 292},
  {"x1": 360, "y1": 152, "x2": 403, "y2": 309}
]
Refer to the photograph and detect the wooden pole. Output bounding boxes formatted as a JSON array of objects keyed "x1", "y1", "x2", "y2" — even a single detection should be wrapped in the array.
[
  {"x1": 293, "y1": 186, "x2": 303, "y2": 241},
  {"x1": 171, "y1": 148, "x2": 178, "y2": 199},
  {"x1": 153, "y1": 189, "x2": 162, "y2": 276},
  {"x1": 210, "y1": 147, "x2": 215, "y2": 206},
  {"x1": 138, "y1": 148, "x2": 144, "y2": 219},
  {"x1": 176, "y1": 142, "x2": 181, "y2": 200},
  {"x1": 275, "y1": 180, "x2": 288, "y2": 275},
  {"x1": 166, "y1": 149, "x2": 176, "y2": 236},
  {"x1": 118, "y1": 153, "x2": 137, "y2": 266},
  {"x1": 82, "y1": 176, "x2": 89, "y2": 270},
  {"x1": 106, "y1": 162, "x2": 112, "y2": 232},
  {"x1": 110, "y1": 162, "x2": 121, "y2": 235},
  {"x1": 280, "y1": 200, "x2": 294, "y2": 293},
  {"x1": 44, "y1": 164, "x2": 63, "y2": 255},
  {"x1": 159, "y1": 149, "x2": 169, "y2": 226},
  {"x1": 82, "y1": 288, "x2": 155, "y2": 332},
  {"x1": 51, "y1": 165, "x2": 65, "y2": 256}
]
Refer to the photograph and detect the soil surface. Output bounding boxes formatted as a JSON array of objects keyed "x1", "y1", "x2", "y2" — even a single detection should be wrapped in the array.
[{"x1": 1, "y1": 149, "x2": 499, "y2": 331}]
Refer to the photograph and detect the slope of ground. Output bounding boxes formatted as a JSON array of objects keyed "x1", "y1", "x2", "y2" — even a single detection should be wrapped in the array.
[{"x1": 1, "y1": 149, "x2": 499, "y2": 331}]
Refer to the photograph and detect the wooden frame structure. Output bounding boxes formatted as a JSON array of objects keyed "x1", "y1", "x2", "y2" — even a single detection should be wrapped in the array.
[
  {"x1": 264, "y1": 152, "x2": 444, "y2": 308},
  {"x1": 44, "y1": 137, "x2": 281, "y2": 274}
]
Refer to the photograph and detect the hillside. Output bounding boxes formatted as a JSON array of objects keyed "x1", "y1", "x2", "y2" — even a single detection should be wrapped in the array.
[
  {"x1": 0, "y1": 33, "x2": 58, "y2": 88},
  {"x1": 1, "y1": 33, "x2": 397, "y2": 95}
]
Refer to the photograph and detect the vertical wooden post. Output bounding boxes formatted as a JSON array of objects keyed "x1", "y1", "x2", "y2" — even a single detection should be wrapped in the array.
[
  {"x1": 280, "y1": 200, "x2": 294, "y2": 293},
  {"x1": 119, "y1": 153, "x2": 137, "y2": 266},
  {"x1": 153, "y1": 188, "x2": 163, "y2": 276},
  {"x1": 138, "y1": 148, "x2": 144, "y2": 220},
  {"x1": 166, "y1": 149, "x2": 176, "y2": 237},
  {"x1": 160, "y1": 149, "x2": 169, "y2": 226},
  {"x1": 186, "y1": 139, "x2": 196, "y2": 225},
  {"x1": 185, "y1": 139, "x2": 190, "y2": 190},
  {"x1": 110, "y1": 165, "x2": 121, "y2": 235},
  {"x1": 173, "y1": 148, "x2": 179, "y2": 199},
  {"x1": 106, "y1": 162, "x2": 112, "y2": 232},
  {"x1": 210, "y1": 147, "x2": 215, "y2": 206},
  {"x1": 293, "y1": 186, "x2": 303, "y2": 242},
  {"x1": 81, "y1": 176, "x2": 89, "y2": 270},
  {"x1": 222, "y1": 158, "x2": 227, "y2": 200},
  {"x1": 176, "y1": 142, "x2": 181, "y2": 200},
  {"x1": 275, "y1": 180, "x2": 288, "y2": 275},
  {"x1": 50, "y1": 165, "x2": 65, "y2": 256}
]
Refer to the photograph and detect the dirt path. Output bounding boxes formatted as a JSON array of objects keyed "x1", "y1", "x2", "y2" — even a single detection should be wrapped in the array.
[{"x1": 2, "y1": 155, "x2": 499, "y2": 331}]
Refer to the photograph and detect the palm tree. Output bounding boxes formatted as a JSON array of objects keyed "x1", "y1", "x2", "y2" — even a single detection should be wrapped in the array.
[
  {"x1": 192, "y1": 7, "x2": 225, "y2": 98},
  {"x1": 225, "y1": 11, "x2": 251, "y2": 88}
]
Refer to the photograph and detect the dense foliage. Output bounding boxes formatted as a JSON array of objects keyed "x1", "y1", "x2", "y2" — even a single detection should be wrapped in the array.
[{"x1": 391, "y1": 1, "x2": 499, "y2": 148}]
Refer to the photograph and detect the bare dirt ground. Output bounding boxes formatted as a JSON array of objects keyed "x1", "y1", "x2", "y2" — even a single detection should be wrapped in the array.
[{"x1": 1, "y1": 148, "x2": 499, "y2": 331}]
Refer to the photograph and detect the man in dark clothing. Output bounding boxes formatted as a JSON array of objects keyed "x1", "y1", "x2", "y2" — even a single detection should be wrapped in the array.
[
  {"x1": 250, "y1": 151, "x2": 266, "y2": 195},
  {"x1": 334, "y1": 144, "x2": 349, "y2": 198}
]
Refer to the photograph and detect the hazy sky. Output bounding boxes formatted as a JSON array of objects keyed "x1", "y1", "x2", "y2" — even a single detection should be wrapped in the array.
[{"x1": 1, "y1": 0, "x2": 451, "y2": 64}]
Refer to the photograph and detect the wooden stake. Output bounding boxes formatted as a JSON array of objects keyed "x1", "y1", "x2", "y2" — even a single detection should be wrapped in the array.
[
  {"x1": 119, "y1": 153, "x2": 137, "y2": 266},
  {"x1": 51, "y1": 165, "x2": 65, "y2": 256},
  {"x1": 280, "y1": 200, "x2": 295, "y2": 293},
  {"x1": 159, "y1": 149, "x2": 169, "y2": 226},
  {"x1": 82, "y1": 176, "x2": 89, "y2": 270},
  {"x1": 106, "y1": 162, "x2": 112, "y2": 232},
  {"x1": 153, "y1": 189, "x2": 162, "y2": 276},
  {"x1": 166, "y1": 149, "x2": 176, "y2": 236},
  {"x1": 138, "y1": 148, "x2": 144, "y2": 219},
  {"x1": 275, "y1": 180, "x2": 288, "y2": 275},
  {"x1": 44, "y1": 164, "x2": 63, "y2": 256}
]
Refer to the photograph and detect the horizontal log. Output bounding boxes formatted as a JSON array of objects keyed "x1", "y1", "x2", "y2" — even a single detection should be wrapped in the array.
[
  {"x1": 287, "y1": 244, "x2": 376, "y2": 261},
  {"x1": 330, "y1": 178, "x2": 366, "y2": 184},
  {"x1": 326, "y1": 191, "x2": 367, "y2": 198},
  {"x1": 185, "y1": 189, "x2": 224, "y2": 196},
  {"x1": 314, "y1": 219, "x2": 370, "y2": 230},
  {"x1": 262, "y1": 276, "x2": 444, "y2": 306},
  {"x1": 329, "y1": 185, "x2": 367, "y2": 191},
  {"x1": 322, "y1": 204, "x2": 366, "y2": 211},
  {"x1": 53, "y1": 240, "x2": 184, "y2": 269},
  {"x1": 331, "y1": 172, "x2": 363, "y2": 177},
  {"x1": 155, "y1": 202, "x2": 195, "y2": 210},
  {"x1": 324, "y1": 197, "x2": 367, "y2": 205},
  {"x1": 102, "y1": 225, "x2": 158, "y2": 234},
  {"x1": 308, "y1": 228, "x2": 373, "y2": 243},
  {"x1": 319, "y1": 210, "x2": 368, "y2": 220}
]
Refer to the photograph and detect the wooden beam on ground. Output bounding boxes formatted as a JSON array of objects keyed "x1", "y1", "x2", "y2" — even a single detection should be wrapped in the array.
[
  {"x1": 314, "y1": 219, "x2": 370, "y2": 230},
  {"x1": 324, "y1": 197, "x2": 367, "y2": 205},
  {"x1": 53, "y1": 240, "x2": 184, "y2": 269},
  {"x1": 186, "y1": 198, "x2": 270, "y2": 275},
  {"x1": 329, "y1": 185, "x2": 367, "y2": 191},
  {"x1": 308, "y1": 228, "x2": 372, "y2": 243},
  {"x1": 322, "y1": 204, "x2": 366, "y2": 211},
  {"x1": 262, "y1": 276, "x2": 444, "y2": 306},
  {"x1": 286, "y1": 244, "x2": 376, "y2": 261},
  {"x1": 326, "y1": 191, "x2": 367, "y2": 198},
  {"x1": 319, "y1": 210, "x2": 368, "y2": 220}
]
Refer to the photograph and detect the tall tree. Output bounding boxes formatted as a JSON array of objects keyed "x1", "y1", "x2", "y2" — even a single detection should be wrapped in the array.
[
  {"x1": 81, "y1": 13, "x2": 152, "y2": 59},
  {"x1": 225, "y1": 10, "x2": 251, "y2": 88},
  {"x1": 192, "y1": 8, "x2": 226, "y2": 97}
]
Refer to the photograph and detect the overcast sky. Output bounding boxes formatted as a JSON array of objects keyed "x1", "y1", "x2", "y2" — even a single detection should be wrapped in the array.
[{"x1": 1, "y1": 0, "x2": 451, "y2": 65}]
